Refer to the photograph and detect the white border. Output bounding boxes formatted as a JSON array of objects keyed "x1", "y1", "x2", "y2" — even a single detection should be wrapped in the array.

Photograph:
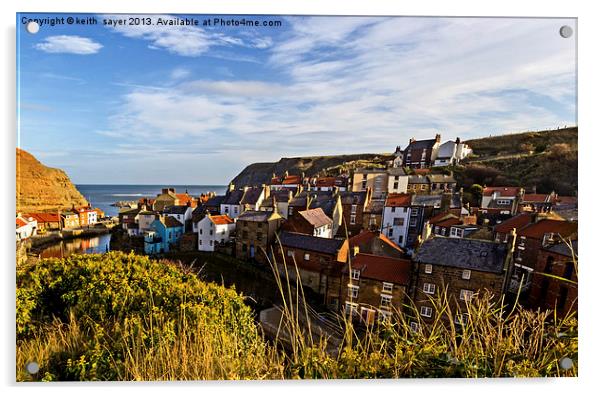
[{"x1": 3, "y1": 1, "x2": 599, "y2": 394}]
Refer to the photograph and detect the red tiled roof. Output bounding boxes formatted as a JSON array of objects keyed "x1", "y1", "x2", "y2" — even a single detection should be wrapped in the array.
[
  {"x1": 26, "y1": 213, "x2": 60, "y2": 223},
  {"x1": 518, "y1": 219, "x2": 578, "y2": 239},
  {"x1": 435, "y1": 218, "x2": 462, "y2": 228},
  {"x1": 299, "y1": 208, "x2": 332, "y2": 228},
  {"x1": 483, "y1": 187, "x2": 522, "y2": 197},
  {"x1": 385, "y1": 193, "x2": 412, "y2": 207},
  {"x1": 282, "y1": 175, "x2": 302, "y2": 185},
  {"x1": 16, "y1": 217, "x2": 28, "y2": 227},
  {"x1": 429, "y1": 211, "x2": 460, "y2": 225},
  {"x1": 349, "y1": 230, "x2": 401, "y2": 253},
  {"x1": 315, "y1": 177, "x2": 336, "y2": 187},
  {"x1": 522, "y1": 194, "x2": 551, "y2": 203},
  {"x1": 209, "y1": 215, "x2": 234, "y2": 225},
  {"x1": 346, "y1": 253, "x2": 411, "y2": 285},
  {"x1": 494, "y1": 213, "x2": 533, "y2": 234}
]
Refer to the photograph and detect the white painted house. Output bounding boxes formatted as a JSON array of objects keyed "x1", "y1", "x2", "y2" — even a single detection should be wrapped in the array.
[
  {"x1": 433, "y1": 138, "x2": 473, "y2": 167},
  {"x1": 16, "y1": 215, "x2": 37, "y2": 240},
  {"x1": 381, "y1": 194, "x2": 412, "y2": 248},
  {"x1": 220, "y1": 188, "x2": 246, "y2": 219},
  {"x1": 387, "y1": 168, "x2": 409, "y2": 194},
  {"x1": 163, "y1": 205, "x2": 193, "y2": 226},
  {"x1": 198, "y1": 214, "x2": 236, "y2": 252}
]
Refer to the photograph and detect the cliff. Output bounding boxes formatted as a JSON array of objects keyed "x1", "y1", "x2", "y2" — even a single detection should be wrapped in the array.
[
  {"x1": 16, "y1": 148, "x2": 88, "y2": 213},
  {"x1": 230, "y1": 153, "x2": 390, "y2": 188}
]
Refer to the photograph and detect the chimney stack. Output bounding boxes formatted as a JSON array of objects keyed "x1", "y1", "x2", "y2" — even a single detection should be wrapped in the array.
[{"x1": 435, "y1": 134, "x2": 441, "y2": 143}]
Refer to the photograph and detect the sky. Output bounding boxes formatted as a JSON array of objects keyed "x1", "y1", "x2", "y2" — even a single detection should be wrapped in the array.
[{"x1": 17, "y1": 14, "x2": 577, "y2": 184}]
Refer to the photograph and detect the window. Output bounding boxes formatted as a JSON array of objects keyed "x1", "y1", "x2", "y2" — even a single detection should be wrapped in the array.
[
  {"x1": 382, "y1": 282, "x2": 393, "y2": 293},
  {"x1": 393, "y1": 217, "x2": 404, "y2": 226},
  {"x1": 393, "y1": 182, "x2": 399, "y2": 190},
  {"x1": 497, "y1": 199, "x2": 510, "y2": 205},
  {"x1": 351, "y1": 205, "x2": 357, "y2": 214},
  {"x1": 391, "y1": 206, "x2": 396, "y2": 213},
  {"x1": 398, "y1": 235, "x2": 403, "y2": 245},
  {"x1": 394, "y1": 176, "x2": 399, "y2": 181},
  {"x1": 287, "y1": 250, "x2": 294, "y2": 257},
  {"x1": 209, "y1": 240, "x2": 213, "y2": 246},
  {"x1": 450, "y1": 227, "x2": 461, "y2": 238},
  {"x1": 462, "y1": 270, "x2": 471, "y2": 280},
  {"x1": 350, "y1": 215, "x2": 356, "y2": 225},
  {"x1": 378, "y1": 310, "x2": 392, "y2": 322},
  {"x1": 209, "y1": 230, "x2": 213, "y2": 236},
  {"x1": 199, "y1": 229, "x2": 203, "y2": 235},
  {"x1": 459, "y1": 289, "x2": 474, "y2": 301},
  {"x1": 454, "y1": 314, "x2": 468, "y2": 325},
  {"x1": 563, "y1": 262, "x2": 574, "y2": 279},
  {"x1": 351, "y1": 269, "x2": 361, "y2": 280},
  {"x1": 420, "y1": 184, "x2": 427, "y2": 191},
  {"x1": 420, "y1": 306, "x2": 433, "y2": 318},
  {"x1": 388, "y1": 228, "x2": 393, "y2": 237},
  {"x1": 411, "y1": 208, "x2": 418, "y2": 216},
  {"x1": 234, "y1": 206, "x2": 238, "y2": 213},
  {"x1": 361, "y1": 181, "x2": 367, "y2": 190},
  {"x1": 409, "y1": 218, "x2": 417, "y2": 227},
  {"x1": 362, "y1": 174, "x2": 367, "y2": 180},
  {"x1": 345, "y1": 302, "x2": 358, "y2": 315},
  {"x1": 410, "y1": 321, "x2": 420, "y2": 332},
  {"x1": 348, "y1": 285, "x2": 359, "y2": 298},
  {"x1": 199, "y1": 240, "x2": 202, "y2": 245},
  {"x1": 224, "y1": 207, "x2": 229, "y2": 213},
  {"x1": 423, "y1": 283, "x2": 436, "y2": 294},
  {"x1": 380, "y1": 294, "x2": 393, "y2": 308},
  {"x1": 304, "y1": 253, "x2": 310, "y2": 261},
  {"x1": 424, "y1": 264, "x2": 432, "y2": 274}
]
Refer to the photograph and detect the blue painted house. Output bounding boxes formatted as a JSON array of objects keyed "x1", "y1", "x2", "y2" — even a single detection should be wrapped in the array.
[{"x1": 144, "y1": 216, "x2": 184, "y2": 254}]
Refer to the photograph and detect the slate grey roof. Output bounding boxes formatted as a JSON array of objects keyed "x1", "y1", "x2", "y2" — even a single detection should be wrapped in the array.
[
  {"x1": 339, "y1": 191, "x2": 368, "y2": 206},
  {"x1": 427, "y1": 174, "x2": 457, "y2": 184},
  {"x1": 544, "y1": 240, "x2": 578, "y2": 257},
  {"x1": 408, "y1": 175, "x2": 430, "y2": 184},
  {"x1": 277, "y1": 231, "x2": 345, "y2": 255},
  {"x1": 163, "y1": 216, "x2": 183, "y2": 228},
  {"x1": 387, "y1": 167, "x2": 408, "y2": 176},
  {"x1": 414, "y1": 237, "x2": 507, "y2": 273},
  {"x1": 240, "y1": 187, "x2": 263, "y2": 205},
  {"x1": 411, "y1": 194, "x2": 443, "y2": 207},
  {"x1": 404, "y1": 138, "x2": 437, "y2": 151},
  {"x1": 222, "y1": 189, "x2": 245, "y2": 205},
  {"x1": 163, "y1": 205, "x2": 190, "y2": 215},
  {"x1": 205, "y1": 195, "x2": 225, "y2": 207},
  {"x1": 237, "y1": 210, "x2": 274, "y2": 222}
]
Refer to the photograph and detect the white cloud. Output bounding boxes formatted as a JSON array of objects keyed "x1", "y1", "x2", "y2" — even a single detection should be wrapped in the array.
[
  {"x1": 99, "y1": 17, "x2": 576, "y2": 170},
  {"x1": 170, "y1": 67, "x2": 191, "y2": 80},
  {"x1": 35, "y1": 35, "x2": 102, "y2": 55}
]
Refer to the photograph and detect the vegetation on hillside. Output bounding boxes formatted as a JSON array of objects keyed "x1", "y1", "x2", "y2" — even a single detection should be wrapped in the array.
[{"x1": 17, "y1": 252, "x2": 577, "y2": 381}]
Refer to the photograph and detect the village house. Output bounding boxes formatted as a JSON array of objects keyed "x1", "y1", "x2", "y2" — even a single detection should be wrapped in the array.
[
  {"x1": 381, "y1": 193, "x2": 413, "y2": 249},
  {"x1": 25, "y1": 213, "x2": 61, "y2": 233},
  {"x1": 387, "y1": 167, "x2": 409, "y2": 194},
  {"x1": 240, "y1": 185, "x2": 270, "y2": 212},
  {"x1": 270, "y1": 172, "x2": 303, "y2": 191},
  {"x1": 337, "y1": 189, "x2": 371, "y2": 237},
  {"x1": 313, "y1": 175, "x2": 349, "y2": 192},
  {"x1": 144, "y1": 216, "x2": 184, "y2": 254},
  {"x1": 480, "y1": 186, "x2": 525, "y2": 217},
  {"x1": 118, "y1": 207, "x2": 141, "y2": 232},
  {"x1": 518, "y1": 191, "x2": 557, "y2": 213},
  {"x1": 509, "y1": 218, "x2": 578, "y2": 295},
  {"x1": 153, "y1": 188, "x2": 179, "y2": 211},
  {"x1": 163, "y1": 205, "x2": 193, "y2": 231},
  {"x1": 427, "y1": 174, "x2": 457, "y2": 193},
  {"x1": 351, "y1": 168, "x2": 389, "y2": 200},
  {"x1": 433, "y1": 137, "x2": 472, "y2": 167},
  {"x1": 235, "y1": 209, "x2": 283, "y2": 264},
  {"x1": 426, "y1": 208, "x2": 477, "y2": 238},
  {"x1": 259, "y1": 190, "x2": 294, "y2": 219},
  {"x1": 527, "y1": 240, "x2": 577, "y2": 318},
  {"x1": 402, "y1": 134, "x2": 442, "y2": 169},
  {"x1": 362, "y1": 200, "x2": 384, "y2": 231},
  {"x1": 391, "y1": 145, "x2": 404, "y2": 168},
  {"x1": 340, "y1": 253, "x2": 412, "y2": 323},
  {"x1": 138, "y1": 210, "x2": 159, "y2": 233},
  {"x1": 274, "y1": 231, "x2": 349, "y2": 306},
  {"x1": 220, "y1": 185, "x2": 246, "y2": 219},
  {"x1": 61, "y1": 211, "x2": 80, "y2": 229},
  {"x1": 16, "y1": 215, "x2": 37, "y2": 240},
  {"x1": 349, "y1": 230, "x2": 404, "y2": 258},
  {"x1": 407, "y1": 175, "x2": 431, "y2": 194},
  {"x1": 72, "y1": 205, "x2": 97, "y2": 227},
  {"x1": 412, "y1": 237, "x2": 512, "y2": 327},
  {"x1": 197, "y1": 214, "x2": 236, "y2": 252},
  {"x1": 288, "y1": 191, "x2": 343, "y2": 236},
  {"x1": 282, "y1": 207, "x2": 333, "y2": 238}
]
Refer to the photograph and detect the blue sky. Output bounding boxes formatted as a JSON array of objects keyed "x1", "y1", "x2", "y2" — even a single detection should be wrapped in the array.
[{"x1": 17, "y1": 14, "x2": 576, "y2": 184}]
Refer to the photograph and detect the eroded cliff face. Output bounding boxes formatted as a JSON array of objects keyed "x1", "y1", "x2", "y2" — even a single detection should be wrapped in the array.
[{"x1": 16, "y1": 148, "x2": 88, "y2": 213}]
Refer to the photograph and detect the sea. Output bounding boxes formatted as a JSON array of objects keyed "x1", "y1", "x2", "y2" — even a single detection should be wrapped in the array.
[{"x1": 75, "y1": 184, "x2": 228, "y2": 218}]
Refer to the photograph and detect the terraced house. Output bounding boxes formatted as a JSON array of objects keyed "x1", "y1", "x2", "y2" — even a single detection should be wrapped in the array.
[{"x1": 235, "y1": 209, "x2": 283, "y2": 263}]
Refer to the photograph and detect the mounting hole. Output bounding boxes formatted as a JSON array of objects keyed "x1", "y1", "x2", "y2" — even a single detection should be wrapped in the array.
[
  {"x1": 26, "y1": 21, "x2": 40, "y2": 34},
  {"x1": 559, "y1": 25, "x2": 573, "y2": 38},
  {"x1": 26, "y1": 361, "x2": 40, "y2": 374}
]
